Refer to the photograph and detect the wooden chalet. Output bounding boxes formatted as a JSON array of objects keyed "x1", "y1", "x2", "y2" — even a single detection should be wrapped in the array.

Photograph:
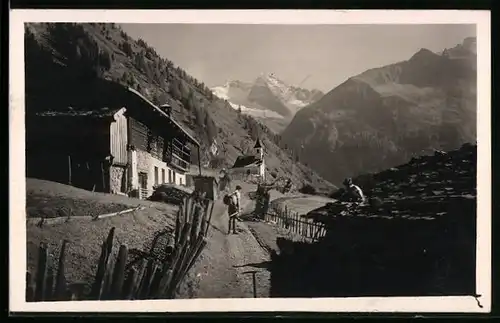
[{"x1": 26, "y1": 79, "x2": 201, "y2": 199}]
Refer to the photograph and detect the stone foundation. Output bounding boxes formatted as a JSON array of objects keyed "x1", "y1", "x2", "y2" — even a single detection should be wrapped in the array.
[{"x1": 109, "y1": 165, "x2": 126, "y2": 194}]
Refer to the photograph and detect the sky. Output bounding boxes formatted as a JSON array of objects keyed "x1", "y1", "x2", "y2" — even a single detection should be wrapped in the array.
[{"x1": 120, "y1": 24, "x2": 476, "y2": 92}]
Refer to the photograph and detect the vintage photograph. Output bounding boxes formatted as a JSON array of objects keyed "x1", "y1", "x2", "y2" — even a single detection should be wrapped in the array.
[{"x1": 10, "y1": 10, "x2": 491, "y2": 313}]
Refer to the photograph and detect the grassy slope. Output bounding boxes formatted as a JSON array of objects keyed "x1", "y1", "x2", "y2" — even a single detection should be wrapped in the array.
[
  {"x1": 26, "y1": 178, "x2": 178, "y2": 287},
  {"x1": 25, "y1": 23, "x2": 334, "y2": 192}
]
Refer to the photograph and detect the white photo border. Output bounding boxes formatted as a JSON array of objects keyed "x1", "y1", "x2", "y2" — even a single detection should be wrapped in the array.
[{"x1": 9, "y1": 9, "x2": 491, "y2": 313}]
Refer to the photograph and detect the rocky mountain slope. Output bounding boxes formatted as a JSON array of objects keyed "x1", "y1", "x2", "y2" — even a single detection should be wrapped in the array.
[
  {"x1": 211, "y1": 74, "x2": 324, "y2": 133},
  {"x1": 312, "y1": 142, "x2": 476, "y2": 221},
  {"x1": 282, "y1": 38, "x2": 477, "y2": 186},
  {"x1": 24, "y1": 23, "x2": 333, "y2": 191}
]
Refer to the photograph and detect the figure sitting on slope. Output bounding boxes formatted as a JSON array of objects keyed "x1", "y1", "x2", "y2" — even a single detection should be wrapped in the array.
[{"x1": 341, "y1": 177, "x2": 365, "y2": 204}]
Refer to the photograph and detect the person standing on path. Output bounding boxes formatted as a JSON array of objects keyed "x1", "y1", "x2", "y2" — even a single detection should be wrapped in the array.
[{"x1": 227, "y1": 185, "x2": 242, "y2": 234}]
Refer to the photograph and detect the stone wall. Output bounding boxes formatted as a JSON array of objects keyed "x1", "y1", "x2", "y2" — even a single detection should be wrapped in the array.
[
  {"x1": 109, "y1": 165, "x2": 126, "y2": 194},
  {"x1": 136, "y1": 150, "x2": 151, "y2": 174},
  {"x1": 135, "y1": 149, "x2": 187, "y2": 193}
]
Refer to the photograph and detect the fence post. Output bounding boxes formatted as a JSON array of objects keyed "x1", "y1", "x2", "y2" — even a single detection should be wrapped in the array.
[
  {"x1": 68, "y1": 155, "x2": 72, "y2": 185},
  {"x1": 34, "y1": 243, "x2": 49, "y2": 301},
  {"x1": 122, "y1": 267, "x2": 138, "y2": 300},
  {"x1": 54, "y1": 240, "x2": 68, "y2": 300},
  {"x1": 26, "y1": 271, "x2": 34, "y2": 302},
  {"x1": 110, "y1": 245, "x2": 128, "y2": 299}
]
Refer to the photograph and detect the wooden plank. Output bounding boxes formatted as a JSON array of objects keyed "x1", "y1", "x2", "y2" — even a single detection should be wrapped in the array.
[
  {"x1": 132, "y1": 259, "x2": 148, "y2": 298},
  {"x1": 101, "y1": 162, "x2": 106, "y2": 192},
  {"x1": 199, "y1": 200, "x2": 210, "y2": 237},
  {"x1": 54, "y1": 240, "x2": 68, "y2": 300},
  {"x1": 148, "y1": 265, "x2": 165, "y2": 298},
  {"x1": 137, "y1": 259, "x2": 156, "y2": 300},
  {"x1": 176, "y1": 236, "x2": 207, "y2": 290},
  {"x1": 174, "y1": 207, "x2": 182, "y2": 245},
  {"x1": 156, "y1": 268, "x2": 174, "y2": 299},
  {"x1": 106, "y1": 227, "x2": 116, "y2": 258},
  {"x1": 100, "y1": 253, "x2": 116, "y2": 300},
  {"x1": 68, "y1": 155, "x2": 72, "y2": 185},
  {"x1": 26, "y1": 271, "x2": 35, "y2": 302},
  {"x1": 171, "y1": 240, "x2": 192, "y2": 287},
  {"x1": 110, "y1": 245, "x2": 128, "y2": 299},
  {"x1": 164, "y1": 224, "x2": 192, "y2": 296},
  {"x1": 45, "y1": 263, "x2": 55, "y2": 301},
  {"x1": 197, "y1": 146, "x2": 202, "y2": 176},
  {"x1": 204, "y1": 200, "x2": 215, "y2": 237},
  {"x1": 122, "y1": 268, "x2": 138, "y2": 300},
  {"x1": 34, "y1": 243, "x2": 49, "y2": 301},
  {"x1": 190, "y1": 202, "x2": 202, "y2": 243},
  {"x1": 90, "y1": 240, "x2": 110, "y2": 298}
]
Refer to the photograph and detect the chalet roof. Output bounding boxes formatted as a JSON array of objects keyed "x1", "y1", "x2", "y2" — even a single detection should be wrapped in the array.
[
  {"x1": 27, "y1": 77, "x2": 200, "y2": 147},
  {"x1": 35, "y1": 107, "x2": 123, "y2": 119},
  {"x1": 127, "y1": 88, "x2": 200, "y2": 147},
  {"x1": 254, "y1": 138, "x2": 262, "y2": 149},
  {"x1": 232, "y1": 155, "x2": 263, "y2": 169}
]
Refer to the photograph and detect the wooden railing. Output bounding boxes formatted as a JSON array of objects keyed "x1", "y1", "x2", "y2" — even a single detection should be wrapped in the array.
[
  {"x1": 265, "y1": 204, "x2": 327, "y2": 242},
  {"x1": 171, "y1": 153, "x2": 190, "y2": 171},
  {"x1": 138, "y1": 187, "x2": 152, "y2": 200},
  {"x1": 170, "y1": 138, "x2": 190, "y2": 172},
  {"x1": 26, "y1": 196, "x2": 215, "y2": 301}
]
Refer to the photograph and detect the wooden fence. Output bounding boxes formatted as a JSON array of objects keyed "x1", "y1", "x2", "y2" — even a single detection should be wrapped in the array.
[
  {"x1": 265, "y1": 203, "x2": 327, "y2": 242},
  {"x1": 138, "y1": 187, "x2": 152, "y2": 200},
  {"x1": 26, "y1": 196, "x2": 215, "y2": 301}
]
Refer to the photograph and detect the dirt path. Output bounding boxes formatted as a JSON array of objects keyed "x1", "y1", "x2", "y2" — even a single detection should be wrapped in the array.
[{"x1": 177, "y1": 187, "x2": 272, "y2": 298}]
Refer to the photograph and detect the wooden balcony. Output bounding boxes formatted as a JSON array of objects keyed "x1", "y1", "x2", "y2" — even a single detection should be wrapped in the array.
[{"x1": 168, "y1": 138, "x2": 191, "y2": 172}]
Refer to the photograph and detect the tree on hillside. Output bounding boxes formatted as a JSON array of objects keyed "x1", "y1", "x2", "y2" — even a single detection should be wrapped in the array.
[
  {"x1": 120, "y1": 40, "x2": 133, "y2": 57},
  {"x1": 99, "y1": 50, "x2": 112, "y2": 70},
  {"x1": 169, "y1": 79, "x2": 182, "y2": 101},
  {"x1": 205, "y1": 114, "x2": 218, "y2": 143},
  {"x1": 137, "y1": 38, "x2": 148, "y2": 49}
]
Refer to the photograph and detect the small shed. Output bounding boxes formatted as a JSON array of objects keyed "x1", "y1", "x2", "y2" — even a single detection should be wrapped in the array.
[{"x1": 193, "y1": 175, "x2": 219, "y2": 201}]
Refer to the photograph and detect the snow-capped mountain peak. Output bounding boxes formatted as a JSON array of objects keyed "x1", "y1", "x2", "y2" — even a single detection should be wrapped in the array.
[{"x1": 210, "y1": 73, "x2": 324, "y2": 133}]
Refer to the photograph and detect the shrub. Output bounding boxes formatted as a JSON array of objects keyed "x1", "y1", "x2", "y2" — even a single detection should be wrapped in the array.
[{"x1": 299, "y1": 184, "x2": 317, "y2": 195}]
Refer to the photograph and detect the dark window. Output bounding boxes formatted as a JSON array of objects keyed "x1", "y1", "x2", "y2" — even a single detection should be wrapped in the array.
[
  {"x1": 139, "y1": 172, "x2": 148, "y2": 189},
  {"x1": 154, "y1": 166, "x2": 159, "y2": 186},
  {"x1": 162, "y1": 168, "x2": 165, "y2": 183},
  {"x1": 168, "y1": 169, "x2": 172, "y2": 183}
]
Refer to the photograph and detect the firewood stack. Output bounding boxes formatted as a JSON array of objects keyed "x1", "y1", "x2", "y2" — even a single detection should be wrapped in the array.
[{"x1": 148, "y1": 184, "x2": 194, "y2": 206}]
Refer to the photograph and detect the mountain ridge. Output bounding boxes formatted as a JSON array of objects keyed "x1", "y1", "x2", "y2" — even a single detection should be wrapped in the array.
[
  {"x1": 211, "y1": 73, "x2": 324, "y2": 133},
  {"x1": 282, "y1": 38, "x2": 477, "y2": 186}
]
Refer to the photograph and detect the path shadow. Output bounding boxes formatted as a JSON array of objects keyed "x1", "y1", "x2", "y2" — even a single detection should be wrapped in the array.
[
  {"x1": 267, "y1": 210, "x2": 477, "y2": 298},
  {"x1": 233, "y1": 261, "x2": 272, "y2": 270},
  {"x1": 208, "y1": 223, "x2": 227, "y2": 235}
]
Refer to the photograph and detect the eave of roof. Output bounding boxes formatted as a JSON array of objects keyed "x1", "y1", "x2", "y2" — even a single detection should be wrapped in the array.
[
  {"x1": 231, "y1": 155, "x2": 263, "y2": 168},
  {"x1": 33, "y1": 107, "x2": 123, "y2": 119},
  {"x1": 127, "y1": 87, "x2": 200, "y2": 147}
]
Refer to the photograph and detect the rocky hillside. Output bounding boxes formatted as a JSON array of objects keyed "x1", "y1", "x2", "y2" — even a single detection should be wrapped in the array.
[
  {"x1": 311, "y1": 142, "x2": 476, "y2": 221},
  {"x1": 24, "y1": 23, "x2": 333, "y2": 191},
  {"x1": 273, "y1": 143, "x2": 477, "y2": 297},
  {"x1": 211, "y1": 74, "x2": 324, "y2": 133},
  {"x1": 282, "y1": 38, "x2": 477, "y2": 186}
]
